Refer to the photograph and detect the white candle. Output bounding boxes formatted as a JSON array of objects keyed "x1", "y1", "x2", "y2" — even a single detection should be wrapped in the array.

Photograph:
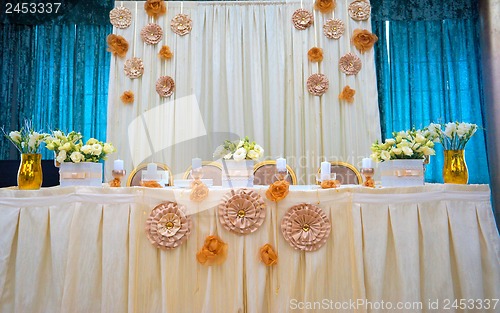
[
  {"x1": 114, "y1": 159, "x2": 124, "y2": 171},
  {"x1": 276, "y1": 157, "x2": 286, "y2": 171},
  {"x1": 147, "y1": 163, "x2": 157, "y2": 176},
  {"x1": 192, "y1": 158, "x2": 202, "y2": 170},
  {"x1": 362, "y1": 158, "x2": 373, "y2": 169},
  {"x1": 321, "y1": 161, "x2": 331, "y2": 180}
]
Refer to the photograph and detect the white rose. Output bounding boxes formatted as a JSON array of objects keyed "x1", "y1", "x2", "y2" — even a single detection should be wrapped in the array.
[
  {"x1": 56, "y1": 150, "x2": 67, "y2": 163},
  {"x1": 103, "y1": 143, "x2": 114, "y2": 154},
  {"x1": 81, "y1": 145, "x2": 92, "y2": 154},
  {"x1": 59, "y1": 142, "x2": 71, "y2": 151},
  {"x1": 402, "y1": 146, "x2": 414, "y2": 156},
  {"x1": 9, "y1": 131, "x2": 21, "y2": 143},
  {"x1": 91, "y1": 143, "x2": 103, "y2": 156},
  {"x1": 380, "y1": 150, "x2": 391, "y2": 161},
  {"x1": 70, "y1": 151, "x2": 84, "y2": 163},
  {"x1": 253, "y1": 144, "x2": 264, "y2": 158},
  {"x1": 444, "y1": 123, "x2": 456, "y2": 138},
  {"x1": 247, "y1": 149, "x2": 259, "y2": 160},
  {"x1": 233, "y1": 147, "x2": 247, "y2": 161}
]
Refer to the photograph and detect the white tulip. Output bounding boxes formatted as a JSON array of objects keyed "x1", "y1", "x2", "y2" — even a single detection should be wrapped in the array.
[
  {"x1": 86, "y1": 138, "x2": 98, "y2": 145},
  {"x1": 233, "y1": 147, "x2": 247, "y2": 161},
  {"x1": 223, "y1": 153, "x2": 233, "y2": 160},
  {"x1": 9, "y1": 131, "x2": 21, "y2": 143},
  {"x1": 59, "y1": 142, "x2": 71, "y2": 151},
  {"x1": 402, "y1": 146, "x2": 414, "y2": 156},
  {"x1": 456, "y1": 123, "x2": 469, "y2": 137},
  {"x1": 381, "y1": 150, "x2": 391, "y2": 161},
  {"x1": 444, "y1": 123, "x2": 456, "y2": 138},
  {"x1": 392, "y1": 148, "x2": 402, "y2": 155}
]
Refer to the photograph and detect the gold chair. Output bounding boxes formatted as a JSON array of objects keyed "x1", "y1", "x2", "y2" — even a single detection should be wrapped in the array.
[
  {"x1": 317, "y1": 161, "x2": 362, "y2": 185},
  {"x1": 182, "y1": 161, "x2": 223, "y2": 186},
  {"x1": 253, "y1": 160, "x2": 297, "y2": 185},
  {"x1": 127, "y1": 163, "x2": 174, "y2": 187}
]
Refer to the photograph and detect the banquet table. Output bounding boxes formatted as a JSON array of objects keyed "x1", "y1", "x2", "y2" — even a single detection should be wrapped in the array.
[{"x1": 0, "y1": 184, "x2": 499, "y2": 313}]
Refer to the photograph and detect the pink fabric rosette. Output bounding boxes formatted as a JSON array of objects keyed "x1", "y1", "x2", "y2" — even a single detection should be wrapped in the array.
[
  {"x1": 145, "y1": 201, "x2": 192, "y2": 249},
  {"x1": 307, "y1": 73, "x2": 329, "y2": 96},
  {"x1": 171, "y1": 14, "x2": 193, "y2": 36},
  {"x1": 141, "y1": 23, "x2": 163, "y2": 45},
  {"x1": 124, "y1": 57, "x2": 144, "y2": 79},
  {"x1": 339, "y1": 53, "x2": 362, "y2": 75},
  {"x1": 281, "y1": 203, "x2": 331, "y2": 252},
  {"x1": 323, "y1": 18, "x2": 345, "y2": 39},
  {"x1": 348, "y1": 0, "x2": 371, "y2": 21},
  {"x1": 292, "y1": 9, "x2": 314, "y2": 30},
  {"x1": 155, "y1": 76, "x2": 175, "y2": 97},
  {"x1": 109, "y1": 6, "x2": 132, "y2": 29},
  {"x1": 218, "y1": 189, "x2": 266, "y2": 235}
]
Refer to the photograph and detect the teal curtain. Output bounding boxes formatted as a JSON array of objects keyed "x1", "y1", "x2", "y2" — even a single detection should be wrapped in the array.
[
  {"x1": 372, "y1": 0, "x2": 489, "y2": 184},
  {"x1": 0, "y1": 1, "x2": 112, "y2": 160}
]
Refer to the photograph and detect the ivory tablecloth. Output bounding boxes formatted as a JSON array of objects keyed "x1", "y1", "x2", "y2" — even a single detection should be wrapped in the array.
[{"x1": 0, "y1": 185, "x2": 498, "y2": 313}]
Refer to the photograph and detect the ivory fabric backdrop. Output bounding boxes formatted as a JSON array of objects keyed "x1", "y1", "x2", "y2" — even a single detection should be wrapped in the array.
[
  {"x1": 106, "y1": 0, "x2": 381, "y2": 183},
  {"x1": 0, "y1": 185, "x2": 498, "y2": 313}
]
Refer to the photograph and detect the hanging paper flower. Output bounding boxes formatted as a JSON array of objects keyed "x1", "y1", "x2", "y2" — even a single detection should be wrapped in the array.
[
  {"x1": 109, "y1": 6, "x2": 132, "y2": 29},
  {"x1": 292, "y1": 9, "x2": 314, "y2": 30},
  {"x1": 320, "y1": 179, "x2": 340, "y2": 189},
  {"x1": 348, "y1": 0, "x2": 371, "y2": 21},
  {"x1": 106, "y1": 34, "x2": 129, "y2": 58},
  {"x1": 323, "y1": 19, "x2": 345, "y2": 39},
  {"x1": 307, "y1": 74, "x2": 329, "y2": 96},
  {"x1": 339, "y1": 53, "x2": 362, "y2": 75},
  {"x1": 155, "y1": 76, "x2": 175, "y2": 97},
  {"x1": 158, "y1": 45, "x2": 173, "y2": 60},
  {"x1": 144, "y1": 0, "x2": 166, "y2": 19},
  {"x1": 120, "y1": 90, "x2": 134, "y2": 104},
  {"x1": 339, "y1": 85, "x2": 356, "y2": 103},
  {"x1": 307, "y1": 47, "x2": 323, "y2": 63},
  {"x1": 171, "y1": 14, "x2": 193, "y2": 36},
  {"x1": 145, "y1": 201, "x2": 192, "y2": 250},
  {"x1": 218, "y1": 189, "x2": 266, "y2": 235},
  {"x1": 281, "y1": 203, "x2": 331, "y2": 252},
  {"x1": 141, "y1": 23, "x2": 163, "y2": 45},
  {"x1": 260, "y1": 244, "x2": 278, "y2": 266},
  {"x1": 196, "y1": 235, "x2": 228, "y2": 266},
  {"x1": 314, "y1": 0, "x2": 336, "y2": 14},
  {"x1": 266, "y1": 180, "x2": 290, "y2": 202},
  {"x1": 124, "y1": 57, "x2": 144, "y2": 79},
  {"x1": 352, "y1": 29, "x2": 378, "y2": 53},
  {"x1": 190, "y1": 180, "x2": 209, "y2": 202}
]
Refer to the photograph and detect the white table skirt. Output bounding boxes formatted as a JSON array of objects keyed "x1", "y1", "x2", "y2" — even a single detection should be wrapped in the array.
[{"x1": 0, "y1": 185, "x2": 498, "y2": 313}]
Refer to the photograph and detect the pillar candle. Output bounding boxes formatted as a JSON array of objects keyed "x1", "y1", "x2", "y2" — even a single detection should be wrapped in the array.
[
  {"x1": 362, "y1": 158, "x2": 373, "y2": 169},
  {"x1": 321, "y1": 161, "x2": 331, "y2": 180},
  {"x1": 276, "y1": 157, "x2": 286, "y2": 171},
  {"x1": 192, "y1": 158, "x2": 202, "y2": 170},
  {"x1": 114, "y1": 159, "x2": 124, "y2": 171}
]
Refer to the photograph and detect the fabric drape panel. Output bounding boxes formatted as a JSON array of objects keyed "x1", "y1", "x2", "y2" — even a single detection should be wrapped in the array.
[
  {"x1": 372, "y1": 17, "x2": 489, "y2": 184},
  {"x1": 106, "y1": 1, "x2": 381, "y2": 184},
  {"x1": 0, "y1": 23, "x2": 111, "y2": 160}
]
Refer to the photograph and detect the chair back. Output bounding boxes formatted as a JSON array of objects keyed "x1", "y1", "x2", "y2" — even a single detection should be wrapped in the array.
[
  {"x1": 253, "y1": 161, "x2": 297, "y2": 185},
  {"x1": 127, "y1": 163, "x2": 173, "y2": 187},
  {"x1": 183, "y1": 161, "x2": 223, "y2": 186},
  {"x1": 318, "y1": 161, "x2": 362, "y2": 185}
]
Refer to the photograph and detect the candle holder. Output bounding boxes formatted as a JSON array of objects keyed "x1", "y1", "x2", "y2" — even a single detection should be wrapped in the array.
[
  {"x1": 274, "y1": 169, "x2": 289, "y2": 182},
  {"x1": 190, "y1": 168, "x2": 204, "y2": 180},
  {"x1": 110, "y1": 169, "x2": 126, "y2": 187},
  {"x1": 360, "y1": 168, "x2": 375, "y2": 188}
]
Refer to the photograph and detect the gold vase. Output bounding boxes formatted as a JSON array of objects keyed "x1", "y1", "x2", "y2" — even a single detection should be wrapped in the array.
[
  {"x1": 18, "y1": 153, "x2": 43, "y2": 190},
  {"x1": 443, "y1": 150, "x2": 468, "y2": 184}
]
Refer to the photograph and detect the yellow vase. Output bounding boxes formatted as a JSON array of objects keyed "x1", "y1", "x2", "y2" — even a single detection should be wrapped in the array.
[
  {"x1": 442, "y1": 150, "x2": 468, "y2": 184},
  {"x1": 18, "y1": 153, "x2": 43, "y2": 190}
]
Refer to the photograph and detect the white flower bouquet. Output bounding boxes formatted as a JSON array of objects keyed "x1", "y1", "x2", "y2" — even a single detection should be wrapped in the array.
[
  {"x1": 45, "y1": 130, "x2": 115, "y2": 163},
  {"x1": 213, "y1": 136, "x2": 264, "y2": 161},
  {"x1": 427, "y1": 122, "x2": 478, "y2": 150},
  {"x1": 371, "y1": 128, "x2": 436, "y2": 162},
  {"x1": 2, "y1": 121, "x2": 48, "y2": 154}
]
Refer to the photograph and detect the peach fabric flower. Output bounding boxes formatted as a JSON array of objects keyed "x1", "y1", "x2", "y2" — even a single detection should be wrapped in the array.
[
  {"x1": 140, "y1": 180, "x2": 162, "y2": 188},
  {"x1": 190, "y1": 180, "x2": 209, "y2": 202},
  {"x1": 260, "y1": 244, "x2": 278, "y2": 266},
  {"x1": 320, "y1": 179, "x2": 340, "y2": 189},
  {"x1": 158, "y1": 45, "x2": 173, "y2": 60},
  {"x1": 352, "y1": 29, "x2": 378, "y2": 53},
  {"x1": 266, "y1": 180, "x2": 290, "y2": 202},
  {"x1": 307, "y1": 73, "x2": 329, "y2": 96},
  {"x1": 120, "y1": 90, "x2": 134, "y2": 104},
  {"x1": 314, "y1": 0, "x2": 336, "y2": 14},
  {"x1": 218, "y1": 189, "x2": 266, "y2": 234},
  {"x1": 308, "y1": 47, "x2": 323, "y2": 63},
  {"x1": 348, "y1": 0, "x2": 371, "y2": 21},
  {"x1": 292, "y1": 9, "x2": 314, "y2": 30},
  {"x1": 144, "y1": 0, "x2": 166, "y2": 19},
  {"x1": 106, "y1": 34, "x2": 128, "y2": 58},
  {"x1": 339, "y1": 85, "x2": 356, "y2": 103},
  {"x1": 339, "y1": 53, "x2": 362, "y2": 75},
  {"x1": 145, "y1": 201, "x2": 192, "y2": 250},
  {"x1": 196, "y1": 235, "x2": 228, "y2": 266}
]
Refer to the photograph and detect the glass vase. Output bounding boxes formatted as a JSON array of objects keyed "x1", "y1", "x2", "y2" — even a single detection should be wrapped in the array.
[
  {"x1": 443, "y1": 150, "x2": 468, "y2": 184},
  {"x1": 18, "y1": 153, "x2": 43, "y2": 190}
]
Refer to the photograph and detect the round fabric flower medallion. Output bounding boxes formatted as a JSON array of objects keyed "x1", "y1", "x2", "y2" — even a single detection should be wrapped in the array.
[
  {"x1": 281, "y1": 203, "x2": 331, "y2": 252},
  {"x1": 323, "y1": 19, "x2": 345, "y2": 39},
  {"x1": 348, "y1": 0, "x2": 371, "y2": 21},
  {"x1": 307, "y1": 73, "x2": 329, "y2": 96},
  {"x1": 145, "y1": 201, "x2": 192, "y2": 250},
  {"x1": 156, "y1": 76, "x2": 175, "y2": 97},
  {"x1": 218, "y1": 189, "x2": 266, "y2": 235},
  {"x1": 109, "y1": 6, "x2": 132, "y2": 29},
  {"x1": 292, "y1": 9, "x2": 314, "y2": 30},
  {"x1": 124, "y1": 57, "x2": 144, "y2": 79},
  {"x1": 171, "y1": 14, "x2": 193, "y2": 36},
  {"x1": 141, "y1": 23, "x2": 163, "y2": 45},
  {"x1": 339, "y1": 53, "x2": 362, "y2": 75}
]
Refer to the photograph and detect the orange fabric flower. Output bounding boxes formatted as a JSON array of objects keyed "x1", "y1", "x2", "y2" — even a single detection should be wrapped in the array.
[
  {"x1": 106, "y1": 34, "x2": 129, "y2": 58},
  {"x1": 260, "y1": 244, "x2": 278, "y2": 266},
  {"x1": 196, "y1": 235, "x2": 228, "y2": 266},
  {"x1": 352, "y1": 29, "x2": 378, "y2": 53},
  {"x1": 158, "y1": 45, "x2": 173, "y2": 60},
  {"x1": 314, "y1": 0, "x2": 336, "y2": 14},
  {"x1": 320, "y1": 179, "x2": 340, "y2": 189},
  {"x1": 109, "y1": 178, "x2": 121, "y2": 187},
  {"x1": 140, "y1": 180, "x2": 162, "y2": 188},
  {"x1": 266, "y1": 180, "x2": 290, "y2": 202},
  {"x1": 338, "y1": 85, "x2": 356, "y2": 103},
  {"x1": 308, "y1": 47, "x2": 323, "y2": 63},
  {"x1": 190, "y1": 180, "x2": 209, "y2": 202},
  {"x1": 144, "y1": 0, "x2": 166, "y2": 19},
  {"x1": 120, "y1": 90, "x2": 134, "y2": 104}
]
